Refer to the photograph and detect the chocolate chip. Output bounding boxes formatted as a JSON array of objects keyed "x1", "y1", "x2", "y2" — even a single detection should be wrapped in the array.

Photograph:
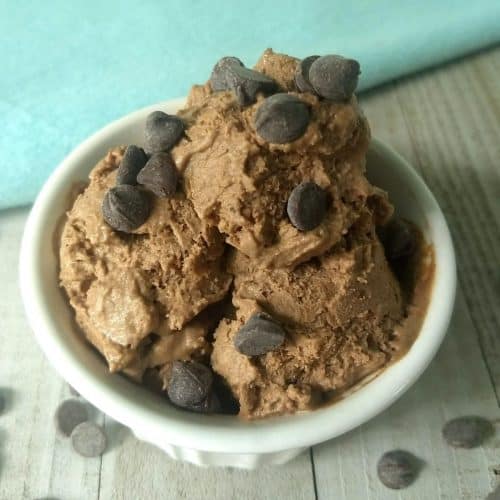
[
  {"x1": 70, "y1": 421, "x2": 107, "y2": 457},
  {"x1": 287, "y1": 182, "x2": 327, "y2": 231},
  {"x1": 487, "y1": 485, "x2": 500, "y2": 500},
  {"x1": 54, "y1": 399, "x2": 89, "y2": 437},
  {"x1": 136, "y1": 152, "x2": 178, "y2": 197},
  {"x1": 309, "y1": 55, "x2": 360, "y2": 101},
  {"x1": 102, "y1": 185, "x2": 151, "y2": 233},
  {"x1": 167, "y1": 361, "x2": 214, "y2": 409},
  {"x1": 116, "y1": 145, "x2": 148, "y2": 185},
  {"x1": 144, "y1": 111, "x2": 184, "y2": 155},
  {"x1": 377, "y1": 450, "x2": 420, "y2": 489},
  {"x1": 234, "y1": 312, "x2": 286, "y2": 356},
  {"x1": 254, "y1": 93, "x2": 309, "y2": 144},
  {"x1": 231, "y1": 66, "x2": 279, "y2": 106},
  {"x1": 190, "y1": 392, "x2": 220, "y2": 414},
  {"x1": 210, "y1": 56, "x2": 244, "y2": 91},
  {"x1": 382, "y1": 218, "x2": 416, "y2": 260},
  {"x1": 294, "y1": 55, "x2": 319, "y2": 93},
  {"x1": 442, "y1": 416, "x2": 494, "y2": 448},
  {"x1": 210, "y1": 56, "x2": 278, "y2": 105},
  {"x1": 0, "y1": 387, "x2": 13, "y2": 414}
]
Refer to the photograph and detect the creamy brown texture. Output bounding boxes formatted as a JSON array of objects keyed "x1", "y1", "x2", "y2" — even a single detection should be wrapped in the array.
[
  {"x1": 60, "y1": 148, "x2": 231, "y2": 375},
  {"x1": 212, "y1": 228, "x2": 433, "y2": 418},
  {"x1": 212, "y1": 227, "x2": 404, "y2": 418},
  {"x1": 59, "y1": 49, "x2": 433, "y2": 419},
  {"x1": 172, "y1": 50, "x2": 384, "y2": 269}
]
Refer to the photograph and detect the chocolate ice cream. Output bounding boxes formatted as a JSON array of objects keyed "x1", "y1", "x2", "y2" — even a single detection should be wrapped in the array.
[
  {"x1": 60, "y1": 148, "x2": 231, "y2": 375},
  {"x1": 59, "y1": 49, "x2": 433, "y2": 419}
]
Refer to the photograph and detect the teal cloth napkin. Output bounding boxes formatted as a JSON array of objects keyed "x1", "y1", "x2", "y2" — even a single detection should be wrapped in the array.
[{"x1": 1, "y1": 0, "x2": 499, "y2": 209}]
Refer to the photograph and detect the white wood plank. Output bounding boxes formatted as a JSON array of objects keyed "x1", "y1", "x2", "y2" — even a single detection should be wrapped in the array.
[
  {"x1": 313, "y1": 291, "x2": 500, "y2": 500},
  {"x1": 0, "y1": 208, "x2": 103, "y2": 500},
  {"x1": 98, "y1": 422, "x2": 316, "y2": 500}
]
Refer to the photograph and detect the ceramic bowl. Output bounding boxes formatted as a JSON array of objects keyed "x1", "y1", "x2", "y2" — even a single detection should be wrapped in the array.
[{"x1": 19, "y1": 98, "x2": 456, "y2": 469}]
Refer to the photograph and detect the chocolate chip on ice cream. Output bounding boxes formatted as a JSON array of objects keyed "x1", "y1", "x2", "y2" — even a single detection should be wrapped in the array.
[
  {"x1": 210, "y1": 56, "x2": 245, "y2": 90},
  {"x1": 254, "y1": 93, "x2": 310, "y2": 143},
  {"x1": 442, "y1": 416, "x2": 494, "y2": 448},
  {"x1": 71, "y1": 421, "x2": 107, "y2": 457},
  {"x1": 102, "y1": 184, "x2": 151, "y2": 233},
  {"x1": 210, "y1": 56, "x2": 278, "y2": 105},
  {"x1": 144, "y1": 111, "x2": 185, "y2": 154},
  {"x1": 381, "y1": 218, "x2": 417, "y2": 261},
  {"x1": 167, "y1": 361, "x2": 214, "y2": 410},
  {"x1": 137, "y1": 152, "x2": 178, "y2": 197},
  {"x1": 287, "y1": 182, "x2": 328, "y2": 231},
  {"x1": 116, "y1": 145, "x2": 148, "y2": 185},
  {"x1": 294, "y1": 55, "x2": 319, "y2": 94},
  {"x1": 377, "y1": 450, "x2": 421, "y2": 490},
  {"x1": 309, "y1": 55, "x2": 360, "y2": 101},
  {"x1": 234, "y1": 312, "x2": 286, "y2": 356},
  {"x1": 54, "y1": 399, "x2": 89, "y2": 437}
]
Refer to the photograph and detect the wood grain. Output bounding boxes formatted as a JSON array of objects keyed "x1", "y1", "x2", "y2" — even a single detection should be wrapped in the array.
[
  {"x1": 1, "y1": 46, "x2": 499, "y2": 500},
  {"x1": 312, "y1": 290, "x2": 500, "y2": 500},
  {"x1": 98, "y1": 424, "x2": 315, "y2": 500}
]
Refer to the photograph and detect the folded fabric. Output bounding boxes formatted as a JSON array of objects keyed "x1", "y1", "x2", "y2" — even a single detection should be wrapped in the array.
[{"x1": 1, "y1": 0, "x2": 499, "y2": 209}]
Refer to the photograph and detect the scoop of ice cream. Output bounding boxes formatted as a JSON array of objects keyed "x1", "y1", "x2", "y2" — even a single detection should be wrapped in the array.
[
  {"x1": 172, "y1": 50, "x2": 385, "y2": 269},
  {"x1": 60, "y1": 148, "x2": 232, "y2": 372},
  {"x1": 211, "y1": 231, "x2": 403, "y2": 419}
]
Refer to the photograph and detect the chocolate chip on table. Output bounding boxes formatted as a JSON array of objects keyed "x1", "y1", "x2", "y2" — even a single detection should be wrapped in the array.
[
  {"x1": 102, "y1": 185, "x2": 151, "y2": 233},
  {"x1": 486, "y1": 484, "x2": 500, "y2": 500},
  {"x1": 144, "y1": 111, "x2": 185, "y2": 155},
  {"x1": 70, "y1": 421, "x2": 107, "y2": 457},
  {"x1": 54, "y1": 399, "x2": 89, "y2": 437},
  {"x1": 116, "y1": 145, "x2": 148, "y2": 185},
  {"x1": 308, "y1": 55, "x2": 360, "y2": 101},
  {"x1": 210, "y1": 56, "x2": 279, "y2": 106},
  {"x1": 382, "y1": 218, "x2": 416, "y2": 261},
  {"x1": 254, "y1": 93, "x2": 310, "y2": 144},
  {"x1": 136, "y1": 152, "x2": 179, "y2": 197},
  {"x1": 167, "y1": 361, "x2": 214, "y2": 410},
  {"x1": 234, "y1": 312, "x2": 286, "y2": 356},
  {"x1": 287, "y1": 182, "x2": 328, "y2": 231},
  {"x1": 294, "y1": 55, "x2": 320, "y2": 93},
  {"x1": 442, "y1": 416, "x2": 494, "y2": 448},
  {"x1": 377, "y1": 450, "x2": 420, "y2": 490}
]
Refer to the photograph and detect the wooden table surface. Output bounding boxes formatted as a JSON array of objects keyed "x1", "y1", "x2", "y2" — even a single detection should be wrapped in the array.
[{"x1": 1, "y1": 46, "x2": 499, "y2": 500}]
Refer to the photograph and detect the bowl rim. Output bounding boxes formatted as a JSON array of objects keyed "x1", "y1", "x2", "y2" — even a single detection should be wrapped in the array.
[{"x1": 19, "y1": 98, "x2": 456, "y2": 454}]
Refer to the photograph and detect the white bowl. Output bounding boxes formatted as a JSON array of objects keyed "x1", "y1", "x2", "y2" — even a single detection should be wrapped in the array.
[{"x1": 19, "y1": 98, "x2": 456, "y2": 469}]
